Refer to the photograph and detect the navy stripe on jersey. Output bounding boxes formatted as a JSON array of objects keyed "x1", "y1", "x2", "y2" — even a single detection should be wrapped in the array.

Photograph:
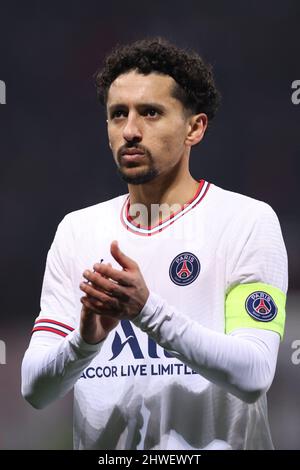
[{"x1": 32, "y1": 318, "x2": 74, "y2": 337}]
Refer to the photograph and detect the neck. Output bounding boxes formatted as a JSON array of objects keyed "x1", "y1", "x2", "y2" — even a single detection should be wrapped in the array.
[{"x1": 127, "y1": 170, "x2": 200, "y2": 227}]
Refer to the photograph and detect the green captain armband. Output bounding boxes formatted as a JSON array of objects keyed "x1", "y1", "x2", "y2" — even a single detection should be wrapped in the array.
[{"x1": 225, "y1": 282, "x2": 286, "y2": 339}]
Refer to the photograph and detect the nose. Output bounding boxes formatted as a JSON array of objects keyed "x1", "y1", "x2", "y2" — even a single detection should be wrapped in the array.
[{"x1": 123, "y1": 113, "x2": 142, "y2": 143}]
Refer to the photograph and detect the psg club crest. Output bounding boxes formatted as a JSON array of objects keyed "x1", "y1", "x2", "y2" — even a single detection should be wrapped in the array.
[
  {"x1": 169, "y1": 252, "x2": 201, "y2": 286},
  {"x1": 245, "y1": 291, "x2": 277, "y2": 322}
]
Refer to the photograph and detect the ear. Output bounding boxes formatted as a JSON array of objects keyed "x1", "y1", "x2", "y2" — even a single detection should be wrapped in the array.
[{"x1": 185, "y1": 113, "x2": 208, "y2": 147}]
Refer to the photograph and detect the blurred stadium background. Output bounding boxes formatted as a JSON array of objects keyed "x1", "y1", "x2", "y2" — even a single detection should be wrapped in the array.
[{"x1": 0, "y1": 0, "x2": 299, "y2": 449}]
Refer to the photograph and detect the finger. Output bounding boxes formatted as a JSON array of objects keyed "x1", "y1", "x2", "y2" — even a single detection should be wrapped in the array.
[
  {"x1": 83, "y1": 270, "x2": 118, "y2": 293},
  {"x1": 110, "y1": 240, "x2": 137, "y2": 271},
  {"x1": 81, "y1": 296, "x2": 113, "y2": 314},
  {"x1": 83, "y1": 283, "x2": 129, "y2": 303},
  {"x1": 101, "y1": 262, "x2": 112, "y2": 280},
  {"x1": 80, "y1": 280, "x2": 122, "y2": 304},
  {"x1": 81, "y1": 295, "x2": 120, "y2": 315},
  {"x1": 93, "y1": 263, "x2": 132, "y2": 287},
  {"x1": 81, "y1": 296, "x2": 104, "y2": 313}
]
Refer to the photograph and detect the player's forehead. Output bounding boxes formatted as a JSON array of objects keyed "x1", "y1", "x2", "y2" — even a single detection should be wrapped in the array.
[{"x1": 107, "y1": 70, "x2": 177, "y2": 108}]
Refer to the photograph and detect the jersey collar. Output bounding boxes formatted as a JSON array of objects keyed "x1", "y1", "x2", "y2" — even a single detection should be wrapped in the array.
[{"x1": 120, "y1": 179, "x2": 210, "y2": 236}]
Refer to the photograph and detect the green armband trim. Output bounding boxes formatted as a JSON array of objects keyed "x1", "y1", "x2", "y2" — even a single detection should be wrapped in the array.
[{"x1": 225, "y1": 282, "x2": 286, "y2": 340}]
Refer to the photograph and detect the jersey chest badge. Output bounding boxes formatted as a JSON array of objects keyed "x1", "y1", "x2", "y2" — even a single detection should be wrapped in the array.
[
  {"x1": 169, "y1": 252, "x2": 201, "y2": 286},
  {"x1": 245, "y1": 291, "x2": 278, "y2": 322}
]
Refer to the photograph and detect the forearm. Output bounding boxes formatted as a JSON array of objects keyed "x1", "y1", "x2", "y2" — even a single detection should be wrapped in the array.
[
  {"x1": 21, "y1": 329, "x2": 102, "y2": 409},
  {"x1": 133, "y1": 292, "x2": 280, "y2": 403}
]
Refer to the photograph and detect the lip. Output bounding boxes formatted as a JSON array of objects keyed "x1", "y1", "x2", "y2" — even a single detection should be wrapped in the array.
[
  {"x1": 121, "y1": 148, "x2": 145, "y2": 156},
  {"x1": 121, "y1": 153, "x2": 145, "y2": 162}
]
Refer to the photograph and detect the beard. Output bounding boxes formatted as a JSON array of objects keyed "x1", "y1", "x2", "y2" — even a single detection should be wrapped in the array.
[
  {"x1": 116, "y1": 144, "x2": 159, "y2": 185},
  {"x1": 117, "y1": 166, "x2": 159, "y2": 185}
]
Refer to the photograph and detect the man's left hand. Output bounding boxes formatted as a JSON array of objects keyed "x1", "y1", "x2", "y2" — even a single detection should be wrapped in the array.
[{"x1": 79, "y1": 240, "x2": 149, "y2": 320}]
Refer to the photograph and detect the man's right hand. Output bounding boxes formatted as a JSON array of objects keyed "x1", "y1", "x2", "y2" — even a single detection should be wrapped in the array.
[
  {"x1": 80, "y1": 262, "x2": 119, "y2": 344},
  {"x1": 80, "y1": 305, "x2": 119, "y2": 344}
]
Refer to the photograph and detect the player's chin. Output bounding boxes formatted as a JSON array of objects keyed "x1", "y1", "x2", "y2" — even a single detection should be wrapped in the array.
[{"x1": 117, "y1": 166, "x2": 158, "y2": 185}]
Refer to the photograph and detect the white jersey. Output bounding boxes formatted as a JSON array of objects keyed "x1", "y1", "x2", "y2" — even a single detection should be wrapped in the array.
[{"x1": 26, "y1": 180, "x2": 288, "y2": 450}]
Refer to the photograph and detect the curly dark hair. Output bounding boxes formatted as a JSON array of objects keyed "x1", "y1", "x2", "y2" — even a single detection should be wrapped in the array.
[{"x1": 94, "y1": 37, "x2": 220, "y2": 121}]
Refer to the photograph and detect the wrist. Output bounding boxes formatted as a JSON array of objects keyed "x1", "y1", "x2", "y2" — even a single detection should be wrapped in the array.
[
  {"x1": 80, "y1": 329, "x2": 107, "y2": 345},
  {"x1": 69, "y1": 329, "x2": 105, "y2": 353},
  {"x1": 80, "y1": 307, "x2": 107, "y2": 345}
]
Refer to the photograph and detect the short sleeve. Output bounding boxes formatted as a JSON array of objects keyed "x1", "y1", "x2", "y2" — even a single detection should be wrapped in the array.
[
  {"x1": 225, "y1": 203, "x2": 288, "y2": 339},
  {"x1": 32, "y1": 215, "x2": 77, "y2": 338}
]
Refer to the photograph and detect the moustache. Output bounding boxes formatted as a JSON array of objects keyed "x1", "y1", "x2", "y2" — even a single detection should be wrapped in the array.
[{"x1": 117, "y1": 145, "x2": 151, "y2": 161}]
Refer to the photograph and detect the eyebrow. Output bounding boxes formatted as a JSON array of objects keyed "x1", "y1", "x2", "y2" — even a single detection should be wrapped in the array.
[{"x1": 108, "y1": 102, "x2": 167, "y2": 114}]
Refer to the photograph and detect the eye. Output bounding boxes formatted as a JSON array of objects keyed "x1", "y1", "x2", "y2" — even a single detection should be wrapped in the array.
[
  {"x1": 111, "y1": 109, "x2": 127, "y2": 119},
  {"x1": 148, "y1": 109, "x2": 157, "y2": 117},
  {"x1": 144, "y1": 108, "x2": 159, "y2": 118}
]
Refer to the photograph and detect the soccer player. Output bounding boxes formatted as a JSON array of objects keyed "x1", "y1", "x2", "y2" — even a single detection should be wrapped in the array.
[{"x1": 21, "y1": 38, "x2": 288, "y2": 450}]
